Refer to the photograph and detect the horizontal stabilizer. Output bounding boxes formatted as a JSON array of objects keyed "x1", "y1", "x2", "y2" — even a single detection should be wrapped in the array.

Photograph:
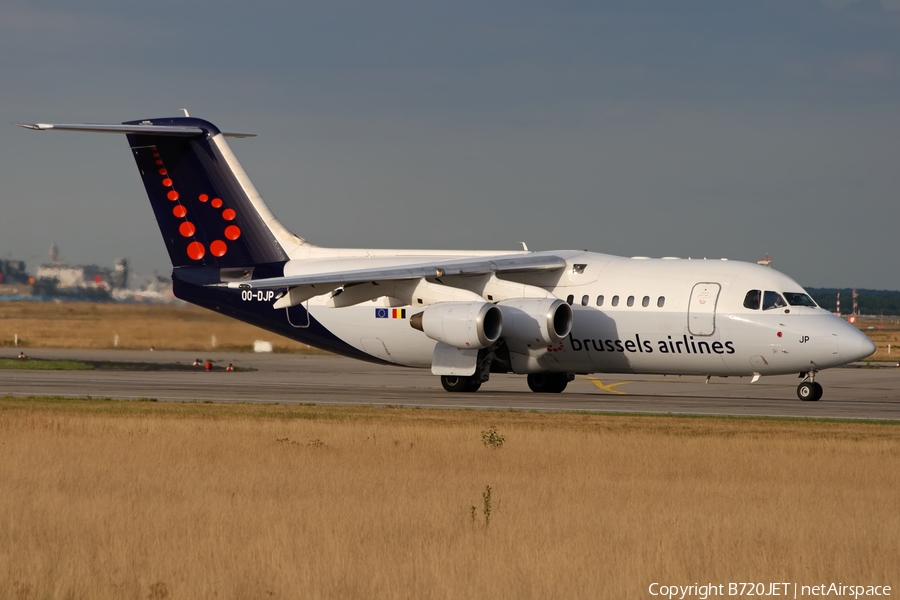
[{"x1": 16, "y1": 122, "x2": 255, "y2": 138}]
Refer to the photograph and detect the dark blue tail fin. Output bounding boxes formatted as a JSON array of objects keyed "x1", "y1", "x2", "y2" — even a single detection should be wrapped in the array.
[{"x1": 124, "y1": 117, "x2": 289, "y2": 268}]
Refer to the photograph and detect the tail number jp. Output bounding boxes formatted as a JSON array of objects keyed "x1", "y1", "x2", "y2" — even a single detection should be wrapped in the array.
[{"x1": 241, "y1": 290, "x2": 275, "y2": 302}]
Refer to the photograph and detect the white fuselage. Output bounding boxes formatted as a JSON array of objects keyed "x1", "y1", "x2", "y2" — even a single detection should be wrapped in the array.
[{"x1": 295, "y1": 250, "x2": 873, "y2": 377}]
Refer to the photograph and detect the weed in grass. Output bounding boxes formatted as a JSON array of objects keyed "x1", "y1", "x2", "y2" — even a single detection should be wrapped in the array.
[
  {"x1": 148, "y1": 581, "x2": 169, "y2": 599},
  {"x1": 482, "y1": 485, "x2": 493, "y2": 526},
  {"x1": 12, "y1": 581, "x2": 31, "y2": 599},
  {"x1": 481, "y1": 425, "x2": 505, "y2": 449}
]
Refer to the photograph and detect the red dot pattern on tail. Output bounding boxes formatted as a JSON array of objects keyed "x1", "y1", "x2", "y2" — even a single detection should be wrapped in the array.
[
  {"x1": 187, "y1": 241, "x2": 205, "y2": 260},
  {"x1": 179, "y1": 221, "x2": 196, "y2": 237},
  {"x1": 210, "y1": 240, "x2": 227, "y2": 257},
  {"x1": 151, "y1": 147, "x2": 240, "y2": 262}
]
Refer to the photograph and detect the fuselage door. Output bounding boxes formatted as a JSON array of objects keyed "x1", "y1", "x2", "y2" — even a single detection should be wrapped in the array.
[{"x1": 688, "y1": 282, "x2": 721, "y2": 336}]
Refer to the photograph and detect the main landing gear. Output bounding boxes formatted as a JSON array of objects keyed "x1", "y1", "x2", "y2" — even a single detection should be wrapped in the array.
[
  {"x1": 440, "y1": 372, "x2": 575, "y2": 394},
  {"x1": 526, "y1": 372, "x2": 572, "y2": 394},
  {"x1": 797, "y1": 371, "x2": 823, "y2": 402},
  {"x1": 440, "y1": 375, "x2": 482, "y2": 393}
]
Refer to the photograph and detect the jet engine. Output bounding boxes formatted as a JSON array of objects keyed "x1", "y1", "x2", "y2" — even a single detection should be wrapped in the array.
[
  {"x1": 496, "y1": 298, "x2": 573, "y2": 345},
  {"x1": 409, "y1": 302, "x2": 502, "y2": 349}
]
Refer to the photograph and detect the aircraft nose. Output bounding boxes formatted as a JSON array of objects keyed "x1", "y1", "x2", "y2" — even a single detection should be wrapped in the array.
[{"x1": 840, "y1": 326, "x2": 876, "y2": 363}]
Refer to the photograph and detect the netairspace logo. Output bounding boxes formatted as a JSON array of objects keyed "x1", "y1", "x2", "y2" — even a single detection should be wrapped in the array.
[{"x1": 648, "y1": 582, "x2": 892, "y2": 599}]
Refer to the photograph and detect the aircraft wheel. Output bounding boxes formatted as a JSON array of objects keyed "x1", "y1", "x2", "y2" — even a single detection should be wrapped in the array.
[
  {"x1": 441, "y1": 375, "x2": 481, "y2": 393},
  {"x1": 797, "y1": 381, "x2": 822, "y2": 401},
  {"x1": 527, "y1": 372, "x2": 568, "y2": 393}
]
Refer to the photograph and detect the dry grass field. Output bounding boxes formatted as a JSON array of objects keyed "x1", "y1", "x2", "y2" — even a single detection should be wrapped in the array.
[
  {"x1": 1, "y1": 399, "x2": 898, "y2": 599},
  {"x1": 0, "y1": 301, "x2": 318, "y2": 353}
]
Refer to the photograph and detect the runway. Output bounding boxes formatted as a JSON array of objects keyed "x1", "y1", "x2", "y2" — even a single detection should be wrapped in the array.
[{"x1": 2, "y1": 348, "x2": 900, "y2": 419}]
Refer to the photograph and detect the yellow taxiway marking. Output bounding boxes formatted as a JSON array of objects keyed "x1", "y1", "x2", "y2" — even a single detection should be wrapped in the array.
[{"x1": 583, "y1": 377, "x2": 632, "y2": 395}]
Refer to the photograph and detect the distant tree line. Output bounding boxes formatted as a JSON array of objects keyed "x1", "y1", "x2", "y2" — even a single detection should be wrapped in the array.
[{"x1": 806, "y1": 288, "x2": 900, "y2": 316}]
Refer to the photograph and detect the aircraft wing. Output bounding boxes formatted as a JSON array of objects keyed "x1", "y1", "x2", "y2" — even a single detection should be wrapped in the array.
[{"x1": 225, "y1": 252, "x2": 569, "y2": 290}]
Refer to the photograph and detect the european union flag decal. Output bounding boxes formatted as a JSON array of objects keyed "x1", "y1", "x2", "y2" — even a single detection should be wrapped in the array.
[{"x1": 375, "y1": 308, "x2": 389, "y2": 318}]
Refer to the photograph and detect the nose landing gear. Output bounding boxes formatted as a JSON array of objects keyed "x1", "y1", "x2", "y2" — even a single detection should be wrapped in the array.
[{"x1": 797, "y1": 371, "x2": 823, "y2": 401}]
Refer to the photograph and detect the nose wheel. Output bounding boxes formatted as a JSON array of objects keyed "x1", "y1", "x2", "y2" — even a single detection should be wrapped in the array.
[{"x1": 797, "y1": 372, "x2": 823, "y2": 401}]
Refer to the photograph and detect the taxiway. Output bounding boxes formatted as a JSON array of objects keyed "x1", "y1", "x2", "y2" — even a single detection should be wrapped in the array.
[{"x1": 2, "y1": 349, "x2": 899, "y2": 419}]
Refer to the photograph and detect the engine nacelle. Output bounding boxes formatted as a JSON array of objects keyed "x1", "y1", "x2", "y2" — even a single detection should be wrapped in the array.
[
  {"x1": 410, "y1": 302, "x2": 502, "y2": 349},
  {"x1": 497, "y1": 298, "x2": 573, "y2": 345}
]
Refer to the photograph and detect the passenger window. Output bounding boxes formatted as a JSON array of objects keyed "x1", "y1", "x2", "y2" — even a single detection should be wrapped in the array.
[
  {"x1": 581, "y1": 295, "x2": 589, "y2": 306},
  {"x1": 657, "y1": 296, "x2": 665, "y2": 308},
  {"x1": 763, "y1": 290, "x2": 787, "y2": 310},
  {"x1": 626, "y1": 296, "x2": 635, "y2": 307},
  {"x1": 566, "y1": 295, "x2": 574, "y2": 306},
  {"x1": 596, "y1": 295, "x2": 604, "y2": 307},
  {"x1": 611, "y1": 295, "x2": 619, "y2": 307},
  {"x1": 743, "y1": 290, "x2": 761, "y2": 310},
  {"x1": 642, "y1": 296, "x2": 650, "y2": 308},
  {"x1": 784, "y1": 292, "x2": 817, "y2": 307}
]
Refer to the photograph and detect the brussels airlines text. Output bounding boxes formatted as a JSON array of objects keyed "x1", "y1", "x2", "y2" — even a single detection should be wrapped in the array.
[{"x1": 569, "y1": 334, "x2": 736, "y2": 355}]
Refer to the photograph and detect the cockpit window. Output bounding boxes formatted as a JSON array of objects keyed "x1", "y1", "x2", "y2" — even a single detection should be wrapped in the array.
[
  {"x1": 762, "y1": 290, "x2": 787, "y2": 310},
  {"x1": 784, "y1": 292, "x2": 817, "y2": 307},
  {"x1": 743, "y1": 290, "x2": 761, "y2": 310}
]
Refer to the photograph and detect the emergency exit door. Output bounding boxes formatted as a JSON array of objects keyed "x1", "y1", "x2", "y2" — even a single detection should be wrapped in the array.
[{"x1": 688, "y1": 282, "x2": 721, "y2": 336}]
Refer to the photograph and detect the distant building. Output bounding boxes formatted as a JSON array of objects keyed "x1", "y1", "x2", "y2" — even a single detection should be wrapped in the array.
[
  {"x1": 1, "y1": 244, "x2": 172, "y2": 303},
  {"x1": 35, "y1": 258, "x2": 128, "y2": 291},
  {"x1": 0, "y1": 259, "x2": 30, "y2": 285},
  {"x1": 31, "y1": 254, "x2": 130, "y2": 301}
]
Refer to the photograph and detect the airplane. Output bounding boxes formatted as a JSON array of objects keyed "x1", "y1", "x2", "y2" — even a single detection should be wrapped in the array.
[{"x1": 18, "y1": 116, "x2": 876, "y2": 401}]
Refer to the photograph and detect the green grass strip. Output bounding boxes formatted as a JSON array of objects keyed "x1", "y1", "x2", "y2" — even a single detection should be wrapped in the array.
[{"x1": 0, "y1": 358, "x2": 93, "y2": 371}]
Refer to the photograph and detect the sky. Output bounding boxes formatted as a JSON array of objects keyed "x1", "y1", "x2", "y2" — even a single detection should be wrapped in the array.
[{"x1": 1, "y1": 0, "x2": 898, "y2": 288}]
